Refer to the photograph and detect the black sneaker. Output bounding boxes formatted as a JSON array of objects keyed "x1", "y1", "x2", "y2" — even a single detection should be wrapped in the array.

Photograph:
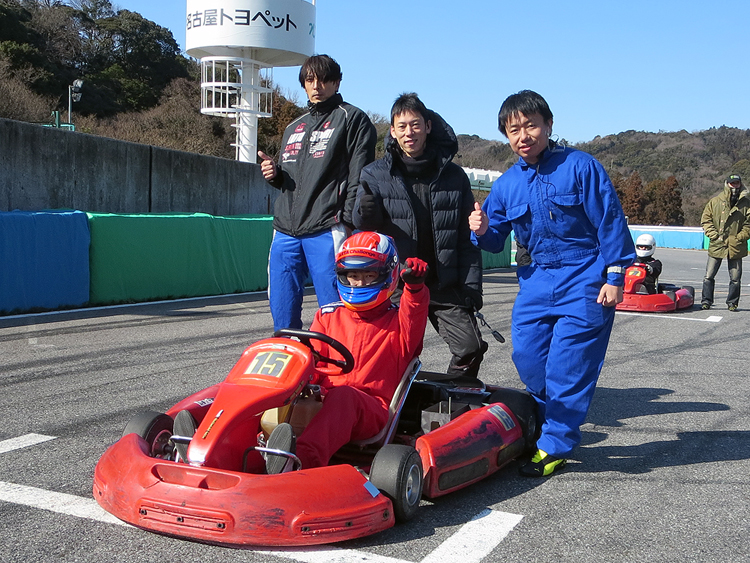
[
  {"x1": 728, "y1": 304, "x2": 738, "y2": 312},
  {"x1": 265, "y1": 423, "x2": 296, "y2": 474},
  {"x1": 519, "y1": 449, "x2": 566, "y2": 477},
  {"x1": 172, "y1": 410, "x2": 197, "y2": 462},
  {"x1": 701, "y1": 303, "x2": 711, "y2": 310}
]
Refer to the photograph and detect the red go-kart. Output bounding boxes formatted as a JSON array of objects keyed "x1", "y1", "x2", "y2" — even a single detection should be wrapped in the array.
[
  {"x1": 93, "y1": 329, "x2": 536, "y2": 547},
  {"x1": 616, "y1": 263, "x2": 695, "y2": 312}
]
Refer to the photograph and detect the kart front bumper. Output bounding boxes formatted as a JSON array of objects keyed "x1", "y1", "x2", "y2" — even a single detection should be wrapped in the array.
[
  {"x1": 616, "y1": 288, "x2": 693, "y2": 312},
  {"x1": 93, "y1": 434, "x2": 394, "y2": 547}
]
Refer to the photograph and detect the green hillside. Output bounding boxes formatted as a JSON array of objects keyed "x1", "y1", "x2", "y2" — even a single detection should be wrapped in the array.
[{"x1": 454, "y1": 128, "x2": 750, "y2": 226}]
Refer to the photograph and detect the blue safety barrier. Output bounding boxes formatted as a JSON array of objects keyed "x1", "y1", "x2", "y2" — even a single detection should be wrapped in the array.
[
  {"x1": 629, "y1": 226, "x2": 706, "y2": 250},
  {"x1": 0, "y1": 210, "x2": 90, "y2": 313}
]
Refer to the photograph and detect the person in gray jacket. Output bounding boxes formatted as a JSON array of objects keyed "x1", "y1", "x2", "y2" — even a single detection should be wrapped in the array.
[
  {"x1": 354, "y1": 93, "x2": 486, "y2": 378},
  {"x1": 700, "y1": 174, "x2": 750, "y2": 311}
]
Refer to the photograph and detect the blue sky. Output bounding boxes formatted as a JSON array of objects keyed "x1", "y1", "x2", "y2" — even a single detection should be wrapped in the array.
[{"x1": 115, "y1": 0, "x2": 750, "y2": 144}]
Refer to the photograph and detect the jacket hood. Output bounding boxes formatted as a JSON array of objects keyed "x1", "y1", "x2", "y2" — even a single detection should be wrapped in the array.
[
  {"x1": 385, "y1": 109, "x2": 459, "y2": 165},
  {"x1": 723, "y1": 182, "x2": 748, "y2": 203}
]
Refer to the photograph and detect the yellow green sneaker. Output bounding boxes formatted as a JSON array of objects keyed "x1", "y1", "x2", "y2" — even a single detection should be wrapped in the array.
[{"x1": 519, "y1": 449, "x2": 566, "y2": 477}]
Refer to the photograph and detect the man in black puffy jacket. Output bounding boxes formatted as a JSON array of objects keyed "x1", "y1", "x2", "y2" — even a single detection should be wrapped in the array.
[
  {"x1": 354, "y1": 93, "x2": 486, "y2": 378},
  {"x1": 258, "y1": 55, "x2": 376, "y2": 331}
]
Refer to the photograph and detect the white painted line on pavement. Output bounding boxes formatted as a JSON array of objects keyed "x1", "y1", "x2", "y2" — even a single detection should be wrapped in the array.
[
  {"x1": 421, "y1": 508, "x2": 523, "y2": 563},
  {"x1": 263, "y1": 547, "x2": 411, "y2": 563},
  {"x1": 0, "y1": 479, "x2": 522, "y2": 563},
  {"x1": 0, "y1": 434, "x2": 125, "y2": 526},
  {"x1": 617, "y1": 311, "x2": 722, "y2": 322},
  {"x1": 0, "y1": 484, "x2": 521, "y2": 563},
  {"x1": 0, "y1": 481, "x2": 127, "y2": 526},
  {"x1": 0, "y1": 290, "x2": 267, "y2": 321},
  {"x1": 0, "y1": 434, "x2": 522, "y2": 562},
  {"x1": 254, "y1": 508, "x2": 523, "y2": 563},
  {"x1": 0, "y1": 433, "x2": 56, "y2": 455}
]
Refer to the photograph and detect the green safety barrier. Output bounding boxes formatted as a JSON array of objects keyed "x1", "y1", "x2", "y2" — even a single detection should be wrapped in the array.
[
  {"x1": 481, "y1": 237, "x2": 512, "y2": 268},
  {"x1": 87, "y1": 213, "x2": 273, "y2": 304}
]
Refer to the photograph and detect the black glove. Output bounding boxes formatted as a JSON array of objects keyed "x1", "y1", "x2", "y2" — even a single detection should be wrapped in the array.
[
  {"x1": 400, "y1": 257, "x2": 429, "y2": 287},
  {"x1": 358, "y1": 181, "x2": 383, "y2": 226},
  {"x1": 515, "y1": 239, "x2": 532, "y2": 267}
]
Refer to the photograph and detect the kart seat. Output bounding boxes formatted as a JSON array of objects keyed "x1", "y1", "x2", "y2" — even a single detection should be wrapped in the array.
[
  {"x1": 348, "y1": 357, "x2": 422, "y2": 449},
  {"x1": 260, "y1": 357, "x2": 422, "y2": 448}
]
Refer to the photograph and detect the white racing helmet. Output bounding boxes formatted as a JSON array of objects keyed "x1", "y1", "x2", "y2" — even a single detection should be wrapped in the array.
[{"x1": 635, "y1": 234, "x2": 656, "y2": 258}]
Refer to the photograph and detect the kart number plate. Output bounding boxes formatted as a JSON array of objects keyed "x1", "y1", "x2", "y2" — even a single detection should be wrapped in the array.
[{"x1": 245, "y1": 351, "x2": 292, "y2": 377}]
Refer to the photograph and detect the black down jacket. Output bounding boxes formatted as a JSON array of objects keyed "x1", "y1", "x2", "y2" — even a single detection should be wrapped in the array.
[{"x1": 354, "y1": 110, "x2": 482, "y2": 308}]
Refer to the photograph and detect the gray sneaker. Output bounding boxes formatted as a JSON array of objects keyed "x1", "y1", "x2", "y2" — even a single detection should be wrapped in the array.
[
  {"x1": 172, "y1": 410, "x2": 197, "y2": 462},
  {"x1": 265, "y1": 423, "x2": 296, "y2": 474}
]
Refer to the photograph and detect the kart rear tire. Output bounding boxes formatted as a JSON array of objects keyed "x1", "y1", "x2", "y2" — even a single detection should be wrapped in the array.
[
  {"x1": 123, "y1": 411, "x2": 173, "y2": 458},
  {"x1": 683, "y1": 286, "x2": 695, "y2": 298},
  {"x1": 488, "y1": 388, "x2": 538, "y2": 451},
  {"x1": 369, "y1": 444, "x2": 423, "y2": 523}
]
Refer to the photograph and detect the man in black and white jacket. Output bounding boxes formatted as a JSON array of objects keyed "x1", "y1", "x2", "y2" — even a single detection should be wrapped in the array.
[{"x1": 259, "y1": 55, "x2": 376, "y2": 331}]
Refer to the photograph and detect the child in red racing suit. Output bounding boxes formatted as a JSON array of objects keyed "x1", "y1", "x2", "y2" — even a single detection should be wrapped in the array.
[{"x1": 265, "y1": 231, "x2": 430, "y2": 472}]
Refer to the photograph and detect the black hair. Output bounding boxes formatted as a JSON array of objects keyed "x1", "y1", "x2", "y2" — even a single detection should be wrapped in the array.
[
  {"x1": 497, "y1": 90, "x2": 553, "y2": 137},
  {"x1": 298, "y1": 54, "x2": 343, "y2": 87},
  {"x1": 390, "y1": 92, "x2": 429, "y2": 125}
]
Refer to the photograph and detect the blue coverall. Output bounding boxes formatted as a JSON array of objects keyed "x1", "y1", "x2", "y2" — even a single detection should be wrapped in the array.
[
  {"x1": 268, "y1": 227, "x2": 346, "y2": 331},
  {"x1": 472, "y1": 143, "x2": 636, "y2": 457}
]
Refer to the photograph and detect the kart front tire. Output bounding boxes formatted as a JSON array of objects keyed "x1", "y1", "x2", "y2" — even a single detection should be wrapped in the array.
[
  {"x1": 683, "y1": 286, "x2": 695, "y2": 298},
  {"x1": 122, "y1": 411, "x2": 173, "y2": 458},
  {"x1": 369, "y1": 444, "x2": 423, "y2": 523}
]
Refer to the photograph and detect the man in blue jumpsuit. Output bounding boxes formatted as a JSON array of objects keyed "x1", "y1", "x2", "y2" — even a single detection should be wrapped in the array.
[{"x1": 469, "y1": 90, "x2": 636, "y2": 477}]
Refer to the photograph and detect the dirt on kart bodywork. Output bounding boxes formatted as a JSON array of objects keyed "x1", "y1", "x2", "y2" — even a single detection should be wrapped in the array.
[{"x1": 93, "y1": 330, "x2": 536, "y2": 547}]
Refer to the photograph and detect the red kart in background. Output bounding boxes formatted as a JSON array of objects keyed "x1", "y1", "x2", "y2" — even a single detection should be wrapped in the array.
[
  {"x1": 616, "y1": 263, "x2": 694, "y2": 313},
  {"x1": 93, "y1": 329, "x2": 536, "y2": 547}
]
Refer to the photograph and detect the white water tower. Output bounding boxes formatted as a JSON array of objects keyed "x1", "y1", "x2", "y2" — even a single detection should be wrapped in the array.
[{"x1": 186, "y1": 0, "x2": 316, "y2": 163}]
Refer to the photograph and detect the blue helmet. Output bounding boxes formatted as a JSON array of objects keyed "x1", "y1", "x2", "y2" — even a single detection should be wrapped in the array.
[{"x1": 335, "y1": 232, "x2": 399, "y2": 311}]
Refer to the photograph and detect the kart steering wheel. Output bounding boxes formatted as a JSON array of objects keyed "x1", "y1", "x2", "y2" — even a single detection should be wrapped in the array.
[{"x1": 273, "y1": 329, "x2": 355, "y2": 374}]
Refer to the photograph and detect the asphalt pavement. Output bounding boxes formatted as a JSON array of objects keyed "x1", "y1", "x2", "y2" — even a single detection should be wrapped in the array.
[{"x1": 0, "y1": 247, "x2": 748, "y2": 563}]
